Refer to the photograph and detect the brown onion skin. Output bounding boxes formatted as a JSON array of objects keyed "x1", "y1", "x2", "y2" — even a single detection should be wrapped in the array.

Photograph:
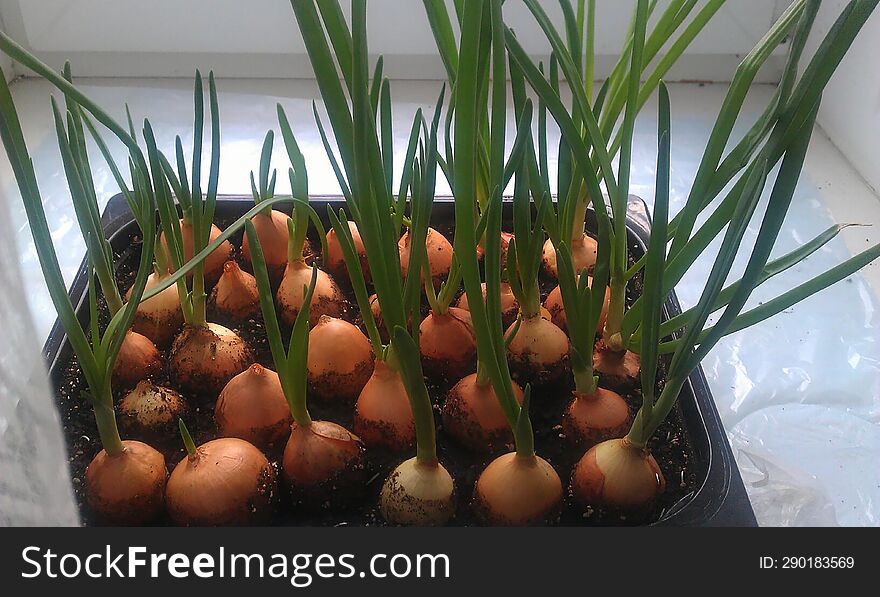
[
  {"x1": 160, "y1": 218, "x2": 233, "y2": 285},
  {"x1": 592, "y1": 342, "x2": 641, "y2": 390},
  {"x1": 399, "y1": 227, "x2": 453, "y2": 287},
  {"x1": 541, "y1": 234, "x2": 597, "y2": 278},
  {"x1": 166, "y1": 437, "x2": 277, "y2": 526},
  {"x1": 112, "y1": 330, "x2": 163, "y2": 390},
  {"x1": 562, "y1": 388, "x2": 631, "y2": 448},
  {"x1": 570, "y1": 438, "x2": 665, "y2": 512},
  {"x1": 85, "y1": 440, "x2": 167, "y2": 525},
  {"x1": 277, "y1": 261, "x2": 345, "y2": 328},
  {"x1": 475, "y1": 231, "x2": 514, "y2": 263},
  {"x1": 505, "y1": 314, "x2": 570, "y2": 384},
  {"x1": 282, "y1": 420, "x2": 366, "y2": 504},
  {"x1": 544, "y1": 275, "x2": 610, "y2": 333},
  {"x1": 456, "y1": 281, "x2": 519, "y2": 329},
  {"x1": 215, "y1": 364, "x2": 292, "y2": 452},
  {"x1": 473, "y1": 452, "x2": 562, "y2": 526},
  {"x1": 442, "y1": 374, "x2": 524, "y2": 453},
  {"x1": 241, "y1": 209, "x2": 292, "y2": 282},
  {"x1": 210, "y1": 261, "x2": 260, "y2": 321},
  {"x1": 419, "y1": 307, "x2": 477, "y2": 380},
  {"x1": 325, "y1": 220, "x2": 370, "y2": 282},
  {"x1": 127, "y1": 272, "x2": 183, "y2": 346},
  {"x1": 354, "y1": 360, "x2": 415, "y2": 451},
  {"x1": 169, "y1": 323, "x2": 252, "y2": 397},
  {"x1": 307, "y1": 316, "x2": 375, "y2": 401},
  {"x1": 118, "y1": 381, "x2": 188, "y2": 440}
]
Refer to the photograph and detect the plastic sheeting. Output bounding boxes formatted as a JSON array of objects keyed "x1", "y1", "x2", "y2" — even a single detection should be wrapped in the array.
[
  {"x1": 0, "y1": 78, "x2": 878, "y2": 526},
  {"x1": 0, "y1": 185, "x2": 79, "y2": 526}
]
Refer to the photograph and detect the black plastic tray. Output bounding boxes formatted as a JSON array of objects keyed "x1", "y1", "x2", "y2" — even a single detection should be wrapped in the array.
[{"x1": 43, "y1": 193, "x2": 756, "y2": 527}]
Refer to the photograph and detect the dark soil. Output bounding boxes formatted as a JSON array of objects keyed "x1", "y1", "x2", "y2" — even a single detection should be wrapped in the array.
[{"x1": 52, "y1": 203, "x2": 698, "y2": 527}]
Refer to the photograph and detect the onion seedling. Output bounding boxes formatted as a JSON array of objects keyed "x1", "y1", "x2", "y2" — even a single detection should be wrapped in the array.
[
  {"x1": 53, "y1": 64, "x2": 164, "y2": 388},
  {"x1": 508, "y1": 48, "x2": 630, "y2": 446},
  {"x1": 275, "y1": 112, "x2": 346, "y2": 328},
  {"x1": 504, "y1": 128, "x2": 569, "y2": 385},
  {"x1": 166, "y1": 419, "x2": 277, "y2": 526},
  {"x1": 0, "y1": 69, "x2": 167, "y2": 525},
  {"x1": 420, "y1": 263, "x2": 477, "y2": 380},
  {"x1": 290, "y1": 0, "x2": 455, "y2": 524},
  {"x1": 450, "y1": 0, "x2": 562, "y2": 525},
  {"x1": 246, "y1": 218, "x2": 367, "y2": 504},
  {"x1": 241, "y1": 130, "x2": 298, "y2": 282},
  {"x1": 159, "y1": 72, "x2": 253, "y2": 396}
]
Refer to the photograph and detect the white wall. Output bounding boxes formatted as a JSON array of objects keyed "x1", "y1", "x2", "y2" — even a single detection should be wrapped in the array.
[
  {"x1": 0, "y1": 0, "x2": 791, "y2": 82},
  {"x1": 803, "y1": 1, "x2": 880, "y2": 194}
]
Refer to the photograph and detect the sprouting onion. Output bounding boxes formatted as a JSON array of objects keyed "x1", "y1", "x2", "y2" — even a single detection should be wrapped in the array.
[
  {"x1": 420, "y1": 261, "x2": 477, "y2": 380},
  {"x1": 275, "y1": 108, "x2": 345, "y2": 328},
  {"x1": 0, "y1": 68, "x2": 167, "y2": 525},
  {"x1": 241, "y1": 130, "x2": 294, "y2": 282},
  {"x1": 157, "y1": 72, "x2": 252, "y2": 397},
  {"x1": 290, "y1": 0, "x2": 454, "y2": 525},
  {"x1": 515, "y1": 53, "x2": 629, "y2": 446},
  {"x1": 245, "y1": 218, "x2": 366, "y2": 504},
  {"x1": 502, "y1": 107, "x2": 569, "y2": 385},
  {"x1": 450, "y1": 0, "x2": 563, "y2": 525},
  {"x1": 52, "y1": 64, "x2": 163, "y2": 389},
  {"x1": 166, "y1": 419, "x2": 277, "y2": 526}
]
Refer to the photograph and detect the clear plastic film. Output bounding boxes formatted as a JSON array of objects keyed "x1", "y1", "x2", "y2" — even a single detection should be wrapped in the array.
[{"x1": 0, "y1": 182, "x2": 79, "y2": 526}]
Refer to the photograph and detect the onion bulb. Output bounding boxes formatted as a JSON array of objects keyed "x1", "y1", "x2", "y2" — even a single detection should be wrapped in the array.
[
  {"x1": 562, "y1": 388, "x2": 630, "y2": 447},
  {"x1": 166, "y1": 437, "x2": 277, "y2": 526},
  {"x1": 369, "y1": 294, "x2": 410, "y2": 344},
  {"x1": 160, "y1": 218, "x2": 233, "y2": 284},
  {"x1": 307, "y1": 316, "x2": 375, "y2": 401},
  {"x1": 169, "y1": 323, "x2": 252, "y2": 397},
  {"x1": 473, "y1": 452, "x2": 562, "y2": 525},
  {"x1": 541, "y1": 234, "x2": 597, "y2": 278},
  {"x1": 277, "y1": 260, "x2": 345, "y2": 328},
  {"x1": 399, "y1": 227, "x2": 453, "y2": 287},
  {"x1": 241, "y1": 209, "x2": 294, "y2": 282},
  {"x1": 369, "y1": 293, "x2": 388, "y2": 343},
  {"x1": 570, "y1": 438, "x2": 665, "y2": 511},
  {"x1": 325, "y1": 220, "x2": 369, "y2": 282},
  {"x1": 353, "y1": 360, "x2": 415, "y2": 451},
  {"x1": 118, "y1": 381, "x2": 188, "y2": 439},
  {"x1": 544, "y1": 275, "x2": 610, "y2": 333},
  {"x1": 112, "y1": 330, "x2": 162, "y2": 390},
  {"x1": 593, "y1": 343, "x2": 641, "y2": 388},
  {"x1": 210, "y1": 261, "x2": 260, "y2": 321},
  {"x1": 419, "y1": 307, "x2": 477, "y2": 380},
  {"x1": 456, "y1": 281, "x2": 519, "y2": 329},
  {"x1": 215, "y1": 364, "x2": 292, "y2": 451},
  {"x1": 476, "y1": 231, "x2": 514, "y2": 263},
  {"x1": 442, "y1": 373, "x2": 523, "y2": 453},
  {"x1": 283, "y1": 420, "x2": 366, "y2": 501},
  {"x1": 506, "y1": 314, "x2": 569, "y2": 384},
  {"x1": 127, "y1": 272, "x2": 183, "y2": 346},
  {"x1": 379, "y1": 457, "x2": 455, "y2": 526},
  {"x1": 85, "y1": 440, "x2": 167, "y2": 525}
]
